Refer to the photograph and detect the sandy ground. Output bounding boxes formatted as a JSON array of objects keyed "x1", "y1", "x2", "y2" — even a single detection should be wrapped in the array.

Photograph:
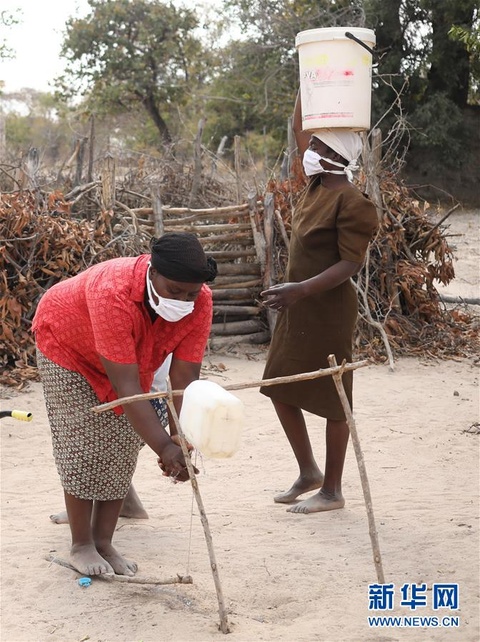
[{"x1": 1, "y1": 209, "x2": 479, "y2": 642}]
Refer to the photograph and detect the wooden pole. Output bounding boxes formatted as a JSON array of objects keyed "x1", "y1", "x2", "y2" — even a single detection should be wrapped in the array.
[
  {"x1": 248, "y1": 190, "x2": 266, "y2": 271},
  {"x1": 234, "y1": 135, "x2": 242, "y2": 203},
  {"x1": 100, "y1": 153, "x2": 116, "y2": 211},
  {"x1": 274, "y1": 209, "x2": 290, "y2": 251},
  {"x1": 87, "y1": 115, "x2": 95, "y2": 184},
  {"x1": 165, "y1": 381, "x2": 230, "y2": 634},
  {"x1": 151, "y1": 184, "x2": 164, "y2": 237},
  {"x1": 263, "y1": 192, "x2": 277, "y2": 335},
  {"x1": 188, "y1": 117, "x2": 205, "y2": 208},
  {"x1": 362, "y1": 128, "x2": 383, "y2": 222},
  {"x1": 74, "y1": 138, "x2": 87, "y2": 187},
  {"x1": 327, "y1": 354, "x2": 385, "y2": 583},
  {"x1": 91, "y1": 360, "x2": 370, "y2": 414}
]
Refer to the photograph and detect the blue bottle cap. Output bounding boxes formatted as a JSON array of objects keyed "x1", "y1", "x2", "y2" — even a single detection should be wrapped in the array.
[{"x1": 78, "y1": 577, "x2": 92, "y2": 587}]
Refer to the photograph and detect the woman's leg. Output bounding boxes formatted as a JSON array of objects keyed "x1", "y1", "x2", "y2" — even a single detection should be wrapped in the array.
[
  {"x1": 272, "y1": 399, "x2": 324, "y2": 503},
  {"x1": 92, "y1": 498, "x2": 138, "y2": 576},
  {"x1": 288, "y1": 418, "x2": 349, "y2": 514},
  {"x1": 64, "y1": 491, "x2": 113, "y2": 576},
  {"x1": 323, "y1": 418, "x2": 350, "y2": 496}
]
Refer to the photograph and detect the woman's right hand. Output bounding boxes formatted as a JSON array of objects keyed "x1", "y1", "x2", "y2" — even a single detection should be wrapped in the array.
[{"x1": 157, "y1": 441, "x2": 198, "y2": 482}]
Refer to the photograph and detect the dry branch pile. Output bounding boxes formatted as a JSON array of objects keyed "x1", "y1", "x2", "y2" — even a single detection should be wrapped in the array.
[
  {"x1": 0, "y1": 191, "x2": 149, "y2": 386},
  {"x1": 267, "y1": 167, "x2": 479, "y2": 360}
]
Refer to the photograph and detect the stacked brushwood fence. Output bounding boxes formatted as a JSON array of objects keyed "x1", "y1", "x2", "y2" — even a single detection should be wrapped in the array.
[{"x1": 118, "y1": 192, "x2": 270, "y2": 349}]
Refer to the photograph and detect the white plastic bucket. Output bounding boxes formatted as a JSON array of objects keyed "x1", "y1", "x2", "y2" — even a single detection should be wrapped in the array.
[
  {"x1": 179, "y1": 380, "x2": 244, "y2": 459},
  {"x1": 296, "y1": 27, "x2": 376, "y2": 131}
]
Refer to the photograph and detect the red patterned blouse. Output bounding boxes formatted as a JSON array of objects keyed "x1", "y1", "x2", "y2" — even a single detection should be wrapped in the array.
[{"x1": 32, "y1": 254, "x2": 212, "y2": 409}]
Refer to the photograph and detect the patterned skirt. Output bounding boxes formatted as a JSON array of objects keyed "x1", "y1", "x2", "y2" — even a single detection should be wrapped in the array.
[{"x1": 36, "y1": 350, "x2": 152, "y2": 501}]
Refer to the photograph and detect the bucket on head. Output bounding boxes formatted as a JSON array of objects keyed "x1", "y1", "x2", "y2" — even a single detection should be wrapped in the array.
[
  {"x1": 295, "y1": 27, "x2": 376, "y2": 131},
  {"x1": 179, "y1": 380, "x2": 244, "y2": 459}
]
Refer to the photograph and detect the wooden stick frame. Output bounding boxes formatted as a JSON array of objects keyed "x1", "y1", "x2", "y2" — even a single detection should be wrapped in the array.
[
  {"x1": 91, "y1": 360, "x2": 370, "y2": 413},
  {"x1": 165, "y1": 379, "x2": 230, "y2": 634},
  {"x1": 327, "y1": 355, "x2": 385, "y2": 583},
  {"x1": 89, "y1": 356, "x2": 385, "y2": 631}
]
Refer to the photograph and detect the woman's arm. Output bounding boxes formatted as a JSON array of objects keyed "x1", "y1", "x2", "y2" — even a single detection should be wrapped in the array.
[
  {"x1": 292, "y1": 89, "x2": 310, "y2": 159},
  {"x1": 261, "y1": 259, "x2": 361, "y2": 310},
  {"x1": 99, "y1": 357, "x2": 193, "y2": 481}
]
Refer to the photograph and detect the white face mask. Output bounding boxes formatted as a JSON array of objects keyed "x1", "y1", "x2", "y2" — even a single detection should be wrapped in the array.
[
  {"x1": 146, "y1": 264, "x2": 195, "y2": 322},
  {"x1": 302, "y1": 148, "x2": 348, "y2": 177}
]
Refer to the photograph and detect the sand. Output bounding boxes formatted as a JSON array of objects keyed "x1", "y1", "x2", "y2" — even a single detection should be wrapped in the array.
[{"x1": 1, "y1": 209, "x2": 479, "y2": 642}]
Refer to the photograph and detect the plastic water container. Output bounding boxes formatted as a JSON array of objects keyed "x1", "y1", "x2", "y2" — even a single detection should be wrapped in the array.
[
  {"x1": 296, "y1": 27, "x2": 376, "y2": 131},
  {"x1": 179, "y1": 380, "x2": 244, "y2": 458}
]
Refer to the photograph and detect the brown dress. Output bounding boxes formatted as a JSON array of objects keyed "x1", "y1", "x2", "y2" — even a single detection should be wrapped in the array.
[{"x1": 260, "y1": 181, "x2": 378, "y2": 420}]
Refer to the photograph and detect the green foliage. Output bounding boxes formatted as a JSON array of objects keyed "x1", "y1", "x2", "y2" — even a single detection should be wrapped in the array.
[
  {"x1": 203, "y1": 39, "x2": 295, "y2": 148},
  {"x1": 449, "y1": 24, "x2": 480, "y2": 54},
  {"x1": 409, "y1": 93, "x2": 465, "y2": 164},
  {"x1": 449, "y1": 22, "x2": 480, "y2": 101},
  {"x1": 57, "y1": 0, "x2": 206, "y2": 143},
  {"x1": 2, "y1": 90, "x2": 73, "y2": 163}
]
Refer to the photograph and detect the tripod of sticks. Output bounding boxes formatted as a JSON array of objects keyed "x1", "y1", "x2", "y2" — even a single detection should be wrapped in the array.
[{"x1": 90, "y1": 354, "x2": 385, "y2": 634}]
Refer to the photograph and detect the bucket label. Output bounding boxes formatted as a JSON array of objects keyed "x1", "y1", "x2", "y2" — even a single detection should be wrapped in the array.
[{"x1": 303, "y1": 68, "x2": 356, "y2": 85}]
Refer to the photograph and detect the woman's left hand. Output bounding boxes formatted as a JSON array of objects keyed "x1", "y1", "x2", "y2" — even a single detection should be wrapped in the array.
[
  {"x1": 158, "y1": 436, "x2": 193, "y2": 477},
  {"x1": 157, "y1": 441, "x2": 198, "y2": 482},
  {"x1": 261, "y1": 282, "x2": 304, "y2": 311}
]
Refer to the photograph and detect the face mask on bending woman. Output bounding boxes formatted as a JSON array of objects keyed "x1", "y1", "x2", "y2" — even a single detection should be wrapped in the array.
[{"x1": 146, "y1": 263, "x2": 194, "y2": 322}]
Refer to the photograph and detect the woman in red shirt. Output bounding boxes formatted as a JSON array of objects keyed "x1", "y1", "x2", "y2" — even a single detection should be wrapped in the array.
[{"x1": 33, "y1": 232, "x2": 216, "y2": 577}]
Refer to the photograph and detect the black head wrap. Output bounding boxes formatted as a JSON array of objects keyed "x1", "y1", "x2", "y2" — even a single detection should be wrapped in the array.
[{"x1": 150, "y1": 232, "x2": 217, "y2": 283}]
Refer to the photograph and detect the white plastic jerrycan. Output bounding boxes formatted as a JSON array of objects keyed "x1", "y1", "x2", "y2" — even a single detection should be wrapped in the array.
[{"x1": 179, "y1": 380, "x2": 244, "y2": 458}]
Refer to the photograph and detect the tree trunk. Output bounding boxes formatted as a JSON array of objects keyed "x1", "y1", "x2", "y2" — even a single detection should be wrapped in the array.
[
  {"x1": 427, "y1": 0, "x2": 474, "y2": 107},
  {"x1": 142, "y1": 93, "x2": 172, "y2": 143}
]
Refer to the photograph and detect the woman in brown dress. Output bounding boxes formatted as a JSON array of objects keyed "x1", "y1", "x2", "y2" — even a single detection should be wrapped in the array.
[{"x1": 260, "y1": 92, "x2": 378, "y2": 514}]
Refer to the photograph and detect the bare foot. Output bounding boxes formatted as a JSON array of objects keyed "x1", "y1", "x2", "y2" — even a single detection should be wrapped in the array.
[
  {"x1": 274, "y1": 473, "x2": 324, "y2": 504},
  {"x1": 119, "y1": 485, "x2": 149, "y2": 519},
  {"x1": 50, "y1": 511, "x2": 68, "y2": 524},
  {"x1": 96, "y1": 543, "x2": 138, "y2": 576},
  {"x1": 70, "y1": 543, "x2": 114, "y2": 576},
  {"x1": 287, "y1": 489, "x2": 345, "y2": 514}
]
